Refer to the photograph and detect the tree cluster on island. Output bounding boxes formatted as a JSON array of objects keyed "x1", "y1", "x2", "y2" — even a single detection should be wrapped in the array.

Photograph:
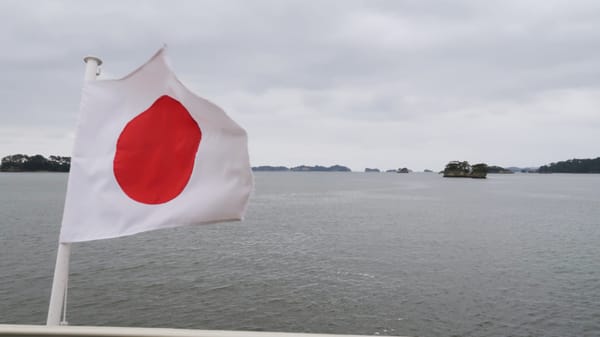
[
  {"x1": 443, "y1": 161, "x2": 488, "y2": 178},
  {"x1": 1, "y1": 154, "x2": 71, "y2": 172}
]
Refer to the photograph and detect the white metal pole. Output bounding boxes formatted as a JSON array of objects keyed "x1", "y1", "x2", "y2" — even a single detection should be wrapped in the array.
[
  {"x1": 46, "y1": 55, "x2": 102, "y2": 326},
  {"x1": 46, "y1": 242, "x2": 71, "y2": 325}
]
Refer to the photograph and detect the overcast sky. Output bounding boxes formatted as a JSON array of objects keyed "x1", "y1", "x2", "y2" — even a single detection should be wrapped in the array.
[{"x1": 1, "y1": 0, "x2": 599, "y2": 171}]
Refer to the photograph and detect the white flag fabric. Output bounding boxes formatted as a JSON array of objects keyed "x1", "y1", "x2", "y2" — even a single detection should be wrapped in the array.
[{"x1": 60, "y1": 48, "x2": 253, "y2": 242}]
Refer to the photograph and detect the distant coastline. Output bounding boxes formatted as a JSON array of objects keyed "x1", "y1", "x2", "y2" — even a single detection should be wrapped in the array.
[
  {"x1": 252, "y1": 165, "x2": 351, "y2": 172},
  {"x1": 2, "y1": 153, "x2": 599, "y2": 174},
  {"x1": 1, "y1": 154, "x2": 70, "y2": 172}
]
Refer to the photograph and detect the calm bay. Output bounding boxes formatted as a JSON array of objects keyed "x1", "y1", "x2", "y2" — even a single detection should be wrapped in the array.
[{"x1": 1, "y1": 172, "x2": 599, "y2": 337}]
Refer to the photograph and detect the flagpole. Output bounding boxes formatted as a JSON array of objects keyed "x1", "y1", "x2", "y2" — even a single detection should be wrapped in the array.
[{"x1": 46, "y1": 55, "x2": 102, "y2": 326}]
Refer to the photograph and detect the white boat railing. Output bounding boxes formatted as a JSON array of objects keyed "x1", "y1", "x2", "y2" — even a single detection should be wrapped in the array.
[{"x1": 0, "y1": 325, "x2": 408, "y2": 337}]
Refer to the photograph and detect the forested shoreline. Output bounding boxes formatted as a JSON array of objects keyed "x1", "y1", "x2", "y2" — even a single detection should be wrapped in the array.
[
  {"x1": 538, "y1": 157, "x2": 600, "y2": 173},
  {"x1": 0, "y1": 154, "x2": 70, "y2": 172}
]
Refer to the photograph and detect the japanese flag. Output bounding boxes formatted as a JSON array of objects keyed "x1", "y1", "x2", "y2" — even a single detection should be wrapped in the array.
[{"x1": 60, "y1": 48, "x2": 253, "y2": 242}]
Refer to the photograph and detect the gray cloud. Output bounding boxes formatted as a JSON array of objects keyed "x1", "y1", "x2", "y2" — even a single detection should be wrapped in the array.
[{"x1": 1, "y1": 0, "x2": 599, "y2": 170}]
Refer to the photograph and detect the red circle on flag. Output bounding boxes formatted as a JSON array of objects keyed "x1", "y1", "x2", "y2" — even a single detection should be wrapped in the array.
[{"x1": 113, "y1": 95, "x2": 201, "y2": 204}]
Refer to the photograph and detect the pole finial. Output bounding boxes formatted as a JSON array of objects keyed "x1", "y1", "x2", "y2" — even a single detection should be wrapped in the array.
[{"x1": 83, "y1": 56, "x2": 103, "y2": 66}]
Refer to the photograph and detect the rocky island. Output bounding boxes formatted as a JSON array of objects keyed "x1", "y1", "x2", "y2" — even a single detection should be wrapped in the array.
[{"x1": 443, "y1": 161, "x2": 487, "y2": 179}]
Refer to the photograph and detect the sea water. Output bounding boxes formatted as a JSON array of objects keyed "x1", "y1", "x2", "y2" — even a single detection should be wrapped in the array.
[{"x1": 1, "y1": 172, "x2": 599, "y2": 337}]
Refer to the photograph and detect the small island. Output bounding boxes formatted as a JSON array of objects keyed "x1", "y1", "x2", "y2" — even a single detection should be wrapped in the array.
[
  {"x1": 365, "y1": 168, "x2": 380, "y2": 173},
  {"x1": 443, "y1": 161, "x2": 487, "y2": 179},
  {"x1": 384, "y1": 167, "x2": 411, "y2": 173}
]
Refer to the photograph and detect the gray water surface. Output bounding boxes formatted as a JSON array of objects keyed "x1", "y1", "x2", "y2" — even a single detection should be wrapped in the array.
[{"x1": 1, "y1": 172, "x2": 599, "y2": 337}]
